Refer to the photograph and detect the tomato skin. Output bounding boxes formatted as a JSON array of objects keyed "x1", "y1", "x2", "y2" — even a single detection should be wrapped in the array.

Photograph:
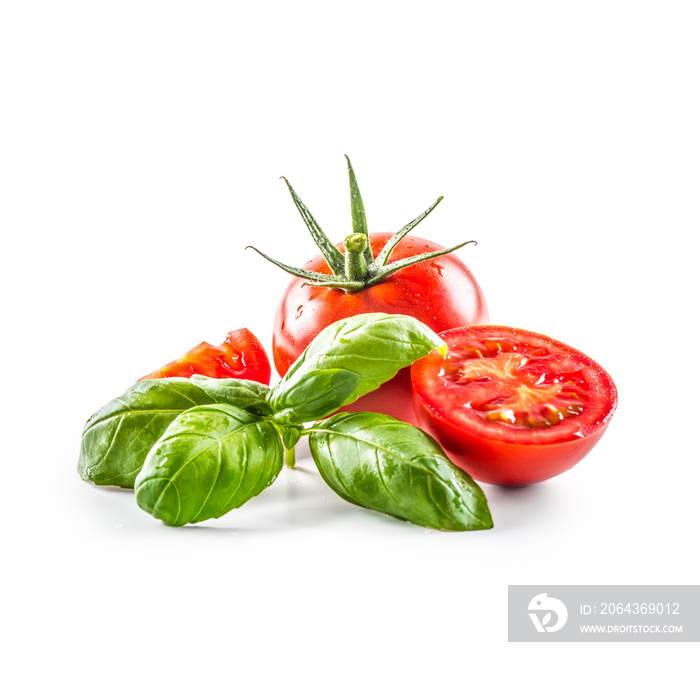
[
  {"x1": 412, "y1": 403, "x2": 611, "y2": 486},
  {"x1": 272, "y1": 232, "x2": 489, "y2": 423},
  {"x1": 411, "y1": 326, "x2": 617, "y2": 485},
  {"x1": 139, "y1": 328, "x2": 271, "y2": 385}
]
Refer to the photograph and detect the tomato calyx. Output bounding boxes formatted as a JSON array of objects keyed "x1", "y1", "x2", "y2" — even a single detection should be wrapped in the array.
[{"x1": 247, "y1": 155, "x2": 477, "y2": 292}]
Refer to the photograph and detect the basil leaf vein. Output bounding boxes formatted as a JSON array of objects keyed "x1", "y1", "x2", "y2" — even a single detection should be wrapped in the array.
[
  {"x1": 135, "y1": 404, "x2": 283, "y2": 526},
  {"x1": 268, "y1": 368, "x2": 360, "y2": 424}
]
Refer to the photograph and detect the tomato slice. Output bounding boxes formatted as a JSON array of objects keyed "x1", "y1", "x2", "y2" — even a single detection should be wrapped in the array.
[
  {"x1": 411, "y1": 325, "x2": 617, "y2": 485},
  {"x1": 139, "y1": 328, "x2": 271, "y2": 385}
]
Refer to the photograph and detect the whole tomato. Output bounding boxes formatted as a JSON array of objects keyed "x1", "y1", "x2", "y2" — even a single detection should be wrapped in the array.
[
  {"x1": 271, "y1": 232, "x2": 488, "y2": 423},
  {"x1": 272, "y1": 233, "x2": 488, "y2": 376},
  {"x1": 249, "y1": 157, "x2": 488, "y2": 424}
]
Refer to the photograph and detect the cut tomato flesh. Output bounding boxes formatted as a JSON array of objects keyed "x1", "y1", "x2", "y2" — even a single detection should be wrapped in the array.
[
  {"x1": 413, "y1": 326, "x2": 616, "y2": 446},
  {"x1": 410, "y1": 326, "x2": 617, "y2": 485},
  {"x1": 139, "y1": 328, "x2": 271, "y2": 384},
  {"x1": 444, "y1": 347, "x2": 588, "y2": 431}
]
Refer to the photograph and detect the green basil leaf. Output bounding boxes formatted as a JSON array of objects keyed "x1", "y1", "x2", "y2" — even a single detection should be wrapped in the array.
[
  {"x1": 190, "y1": 375, "x2": 271, "y2": 416},
  {"x1": 78, "y1": 377, "x2": 271, "y2": 488},
  {"x1": 268, "y1": 368, "x2": 359, "y2": 424},
  {"x1": 280, "y1": 313, "x2": 446, "y2": 408},
  {"x1": 281, "y1": 426, "x2": 303, "y2": 451},
  {"x1": 308, "y1": 412, "x2": 493, "y2": 531},
  {"x1": 135, "y1": 404, "x2": 283, "y2": 526}
]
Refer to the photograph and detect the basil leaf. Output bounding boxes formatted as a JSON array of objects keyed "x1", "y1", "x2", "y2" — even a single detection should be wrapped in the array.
[
  {"x1": 135, "y1": 404, "x2": 283, "y2": 526},
  {"x1": 78, "y1": 377, "x2": 271, "y2": 488},
  {"x1": 268, "y1": 368, "x2": 359, "y2": 424},
  {"x1": 307, "y1": 412, "x2": 493, "y2": 531},
  {"x1": 280, "y1": 313, "x2": 446, "y2": 408},
  {"x1": 190, "y1": 375, "x2": 271, "y2": 416}
]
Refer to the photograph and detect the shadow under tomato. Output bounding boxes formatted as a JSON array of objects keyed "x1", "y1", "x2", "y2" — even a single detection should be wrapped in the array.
[{"x1": 480, "y1": 481, "x2": 562, "y2": 532}]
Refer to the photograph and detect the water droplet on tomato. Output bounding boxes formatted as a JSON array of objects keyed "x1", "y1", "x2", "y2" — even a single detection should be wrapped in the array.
[{"x1": 295, "y1": 305, "x2": 304, "y2": 319}]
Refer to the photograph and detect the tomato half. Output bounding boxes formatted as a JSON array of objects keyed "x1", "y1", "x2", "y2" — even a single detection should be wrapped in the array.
[
  {"x1": 272, "y1": 232, "x2": 489, "y2": 423},
  {"x1": 139, "y1": 328, "x2": 271, "y2": 385},
  {"x1": 411, "y1": 326, "x2": 617, "y2": 485}
]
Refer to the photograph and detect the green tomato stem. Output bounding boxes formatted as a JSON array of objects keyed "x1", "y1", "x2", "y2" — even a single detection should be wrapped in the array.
[
  {"x1": 248, "y1": 157, "x2": 476, "y2": 293},
  {"x1": 345, "y1": 155, "x2": 374, "y2": 267},
  {"x1": 344, "y1": 233, "x2": 370, "y2": 282}
]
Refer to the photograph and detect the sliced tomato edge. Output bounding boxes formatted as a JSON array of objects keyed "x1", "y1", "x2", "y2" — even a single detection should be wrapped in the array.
[{"x1": 139, "y1": 327, "x2": 271, "y2": 384}]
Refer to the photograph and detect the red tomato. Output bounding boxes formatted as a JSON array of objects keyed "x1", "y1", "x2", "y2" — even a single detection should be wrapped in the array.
[
  {"x1": 272, "y1": 232, "x2": 489, "y2": 423},
  {"x1": 139, "y1": 328, "x2": 271, "y2": 385},
  {"x1": 411, "y1": 325, "x2": 617, "y2": 485}
]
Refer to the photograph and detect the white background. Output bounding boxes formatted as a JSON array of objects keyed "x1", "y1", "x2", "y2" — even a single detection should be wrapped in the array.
[{"x1": 2, "y1": 1, "x2": 698, "y2": 697}]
